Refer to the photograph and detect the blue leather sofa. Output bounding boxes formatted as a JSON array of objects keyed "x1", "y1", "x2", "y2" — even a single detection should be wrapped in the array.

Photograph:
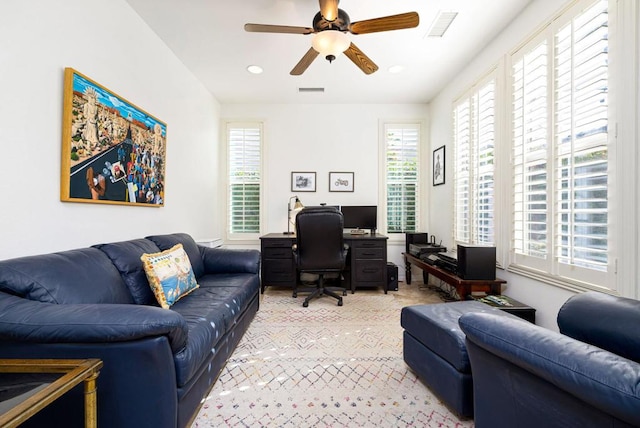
[
  {"x1": 0, "y1": 233, "x2": 260, "y2": 428},
  {"x1": 459, "y1": 291, "x2": 640, "y2": 428}
]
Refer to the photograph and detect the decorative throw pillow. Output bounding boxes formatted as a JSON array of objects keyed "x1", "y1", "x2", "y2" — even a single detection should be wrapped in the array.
[{"x1": 141, "y1": 243, "x2": 199, "y2": 309}]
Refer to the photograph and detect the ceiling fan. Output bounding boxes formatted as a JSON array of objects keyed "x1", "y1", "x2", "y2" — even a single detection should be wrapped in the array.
[{"x1": 245, "y1": 0, "x2": 419, "y2": 75}]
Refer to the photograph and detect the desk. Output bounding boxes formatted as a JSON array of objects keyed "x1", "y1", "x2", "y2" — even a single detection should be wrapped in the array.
[
  {"x1": 0, "y1": 359, "x2": 102, "y2": 428},
  {"x1": 403, "y1": 252, "x2": 506, "y2": 300},
  {"x1": 260, "y1": 233, "x2": 388, "y2": 294}
]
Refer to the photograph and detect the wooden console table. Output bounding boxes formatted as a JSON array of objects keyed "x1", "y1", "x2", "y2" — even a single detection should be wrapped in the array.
[
  {"x1": 0, "y1": 359, "x2": 103, "y2": 428},
  {"x1": 403, "y1": 252, "x2": 506, "y2": 300}
]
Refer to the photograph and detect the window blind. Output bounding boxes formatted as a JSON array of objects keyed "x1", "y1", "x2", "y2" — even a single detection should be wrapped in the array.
[
  {"x1": 512, "y1": 41, "x2": 549, "y2": 260},
  {"x1": 453, "y1": 101, "x2": 471, "y2": 243},
  {"x1": 227, "y1": 124, "x2": 262, "y2": 234},
  {"x1": 453, "y1": 76, "x2": 496, "y2": 246},
  {"x1": 474, "y1": 81, "x2": 496, "y2": 245},
  {"x1": 385, "y1": 124, "x2": 419, "y2": 234},
  {"x1": 554, "y1": 1, "x2": 609, "y2": 272},
  {"x1": 511, "y1": 0, "x2": 611, "y2": 287}
]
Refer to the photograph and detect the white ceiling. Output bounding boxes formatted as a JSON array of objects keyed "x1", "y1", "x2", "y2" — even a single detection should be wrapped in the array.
[{"x1": 124, "y1": 0, "x2": 532, "y2": 104}]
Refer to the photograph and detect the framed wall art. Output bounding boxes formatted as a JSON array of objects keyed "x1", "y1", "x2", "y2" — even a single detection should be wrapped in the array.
[
  {"x1": 60, "y1": 68, "x2": 167, "y2": 206},
  {"x1": 291, "y1": 171, "x2": 316, "y2": 192},
  {"x1": 329, "y1": 172, "x2": 354, "y2": 192},
  {"x1": 433, "y1": 145, "x2": 445, "y2": 186}
]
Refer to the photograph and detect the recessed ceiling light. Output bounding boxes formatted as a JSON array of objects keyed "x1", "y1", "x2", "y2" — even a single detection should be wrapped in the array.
[
  {"x1": 389, "y1": 65, "x2": 405, "y2": 74},
  {"x1": 247, "y1": 65, "x2": 263, "y2": 74}
]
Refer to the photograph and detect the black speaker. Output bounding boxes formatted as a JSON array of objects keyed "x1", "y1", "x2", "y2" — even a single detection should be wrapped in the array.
[
  {"x1": 457, "y1": 244, "x2": 496, "y2": 280},
  {"x1": 405, "y1": 233, "x2": 429, "y2": 253},
  {"x1": 387, "y1": 262, "x2": 398, "y2": 291}
]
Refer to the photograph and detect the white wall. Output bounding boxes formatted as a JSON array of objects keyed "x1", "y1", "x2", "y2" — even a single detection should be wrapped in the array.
[
  {"x1": 221, "y1": 103, "x2": 429, "y2": 270},
  {"x1": 0, "y1": 0, "x2": 221, "y2": 259}
]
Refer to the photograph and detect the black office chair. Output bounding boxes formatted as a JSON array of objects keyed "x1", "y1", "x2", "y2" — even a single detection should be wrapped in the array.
[{"x1": 292, "y1": 207, "x2": 349, "y2": 307}]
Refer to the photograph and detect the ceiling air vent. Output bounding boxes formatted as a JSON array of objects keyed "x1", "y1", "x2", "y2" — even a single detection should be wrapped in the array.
[
  {"x1": 298, "y1": 87, "x2": 325, "y2": 93},
  {"x1": 426, "y1": 11, "x2": 458, "y2": 38}
]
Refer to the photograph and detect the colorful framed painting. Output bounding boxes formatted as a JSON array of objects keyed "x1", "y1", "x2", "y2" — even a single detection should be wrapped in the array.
[
  {"x1": 291, "y1": 171, "x2": 316, "y2": 192},
  {"x1": 329, "y1": 172, "x2": 354, "y2": 192},
  {"x1": 60, "y1": 68, "x2": 167, "y2": 206}
]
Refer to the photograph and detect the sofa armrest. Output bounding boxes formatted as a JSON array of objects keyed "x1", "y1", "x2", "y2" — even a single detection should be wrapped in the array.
[
  {"x1": 558, "y1": 291, "x2": 640, "y2": 363},
  {"x1": 0, "y1": 292, "x2": 188, "y2": 353},
  {"x1": 200, "y1": 247, "x2": 260, "y2": 275},
  {"x1": 459, "y1": 312, "x2": 640, "y2": 426}
]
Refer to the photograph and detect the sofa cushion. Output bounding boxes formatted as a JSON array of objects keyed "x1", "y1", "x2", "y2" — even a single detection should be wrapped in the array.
[
  {"x1": 93, "y1": 239, "x2": 161, "y2": 305},
  {"x1": 0, "y1": 248, "x2": 133, "y2": 304},
  {"x1": 198, "y1": 273, "x2": 260, "y2": 325},
  {"x1": 168, "y1": 273, "x2": 259, "y2": 387},
  {"x1": 146, "y1": 233, "x2": 205, "y2": 279},
  {"x1": 141, "y1": 244, "x2": 200, "y2": 309}
]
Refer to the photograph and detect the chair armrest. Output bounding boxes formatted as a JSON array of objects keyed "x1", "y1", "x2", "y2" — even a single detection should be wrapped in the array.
[
  {"x1": 200, "y1": 247, "x2": 260, "y2": 275},
  {"x1": 558, "y1": 291, "x2": 640, "y2": 363},
  {"x1": 459, "y1": 312, "x2": 640, "y2": 426},
  {"x1": 0, "y1": 293, "x2": 188, "y2": 353}
]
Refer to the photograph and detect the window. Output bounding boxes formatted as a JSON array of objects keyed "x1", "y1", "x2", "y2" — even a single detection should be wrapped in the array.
[
  {"x1": 453, "y1": 74, "x2": 497, "y2": 246},
  {"x1": 384, "y1": 123, "x2": 420, "y2": 234},
  {"x1": 510, "y1": 0, "x2": 613, "y2": 289},
  {"x1": 226, "y1": 122, "x2": 262, "y2": 238}
]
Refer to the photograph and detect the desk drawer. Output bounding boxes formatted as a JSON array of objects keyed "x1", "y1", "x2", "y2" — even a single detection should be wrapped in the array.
[
  {"x1": 263, "y1": 259, "x2": 295, "y2": 282},
  {"x1": 353, "y1": 247, "x2": 385, "y2": 259},
  {"x1": 351, "y1": 240, "x2": 385, "y2": 249},
  {"x1": 354, "y1": 260, "x2": 385, "y2": 282},
  {"x1": 263, "y1": 247, "x2": 293, "y2": 259}
]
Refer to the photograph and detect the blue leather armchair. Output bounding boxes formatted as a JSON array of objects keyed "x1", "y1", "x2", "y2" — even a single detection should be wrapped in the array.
[
  {"x1": 0, "y1": 233, "x2": 260, "y2": 428},
  {"x1": 459, "y1": 291, "x2": 640, "y2": 428}
]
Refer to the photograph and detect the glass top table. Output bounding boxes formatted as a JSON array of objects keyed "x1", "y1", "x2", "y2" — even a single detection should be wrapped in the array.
[{"x1": 0, "y1": 359, "x2": 103, "y2": 428}]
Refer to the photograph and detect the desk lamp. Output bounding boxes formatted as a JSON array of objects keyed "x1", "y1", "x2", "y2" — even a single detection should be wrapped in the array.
[{"x1": 284, "y1": 196, "x2": 304, "y2": 235}]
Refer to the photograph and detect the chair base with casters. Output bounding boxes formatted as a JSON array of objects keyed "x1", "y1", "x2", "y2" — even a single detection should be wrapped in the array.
[{"x1": 294, "y1": 272, "x2": 347, "y2": 307}]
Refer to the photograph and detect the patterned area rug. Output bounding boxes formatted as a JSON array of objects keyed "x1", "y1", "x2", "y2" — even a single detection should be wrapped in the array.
[{"x1": 192, "y1": 284, "x2": 474, "y2": 427}]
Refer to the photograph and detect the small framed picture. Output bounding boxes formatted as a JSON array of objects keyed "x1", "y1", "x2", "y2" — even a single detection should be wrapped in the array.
[
  {"x1": 291, "y1": 171, "x2": 316, "y2": 192},
  {"x1": 329, "y1": 172, "x2": 354, "y2": 192},
  {"x1": 433, "y1": 145, "x2": 445, "y2": 186}
]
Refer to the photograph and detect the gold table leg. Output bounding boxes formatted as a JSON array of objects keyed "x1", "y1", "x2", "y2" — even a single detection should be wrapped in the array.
[{"x1": 84, "y1": 371, "x2": 99, "y2": 428}]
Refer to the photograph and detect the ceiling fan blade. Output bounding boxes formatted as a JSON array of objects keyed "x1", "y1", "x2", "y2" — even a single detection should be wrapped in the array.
[
  {"x1": 349, "y1": 12, "x2": 419, "y2": 35},
  {"x1": 290, "y1": 48, "x2": 320, "y2": 75},
  {"x1": 244, "y1": 23, "x2": 314, "y2": 35},
  {"x1": 319, "y1": 0, "x2": 339, "y2": 21},
  {"x1": 343, "y1": 43, "x2": 378, "y2": 75}
]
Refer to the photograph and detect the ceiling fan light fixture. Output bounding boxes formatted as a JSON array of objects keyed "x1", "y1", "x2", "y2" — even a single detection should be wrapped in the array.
[{"x1": 312, "y1": 30, "x2": 350, "y2": 63}]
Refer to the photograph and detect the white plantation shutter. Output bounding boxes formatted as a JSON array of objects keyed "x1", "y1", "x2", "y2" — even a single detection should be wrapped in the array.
[
  {"x1": 385, "y1": 124, "x2": 420, "y2": 234},
  {"x1": 227, "y1": 123, "x2": 262, "y2": 235},
  {"x1": 474, "y1": 81, "x2": 496, "y2": 245},
  {"x1": 453, "y1": 101, "x2": 471, "y2": 243},
  {"x1": 512, "y1": 40, "x2": 549, "y2": 267},
  {"x1": 453, "y1": 75, "x2": 496, "y2": 246},
  {"x1": 555, "y1": 1, "x2": 609, "y2": 276},
  {"x1": 510, "y1": 0, "x2": 613, "y2": 288}
]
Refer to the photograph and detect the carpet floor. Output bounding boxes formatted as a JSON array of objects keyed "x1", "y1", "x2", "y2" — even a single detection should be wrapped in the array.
[{"x1": 192, "y1": 283, "x2": 475, "y2": 427}]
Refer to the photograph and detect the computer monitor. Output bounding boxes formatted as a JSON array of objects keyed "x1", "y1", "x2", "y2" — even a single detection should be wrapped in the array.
[{"x1": 340, "y1": 205, "x2": 377, "y2": 232}]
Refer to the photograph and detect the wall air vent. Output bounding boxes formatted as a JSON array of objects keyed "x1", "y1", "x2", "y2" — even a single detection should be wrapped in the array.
[
  {"x1": 298, "y1": 87, "x2": 325, "y2": 93},
  {"x1": 426, "y1": 11, "x2": 458, "y2": 38}
]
